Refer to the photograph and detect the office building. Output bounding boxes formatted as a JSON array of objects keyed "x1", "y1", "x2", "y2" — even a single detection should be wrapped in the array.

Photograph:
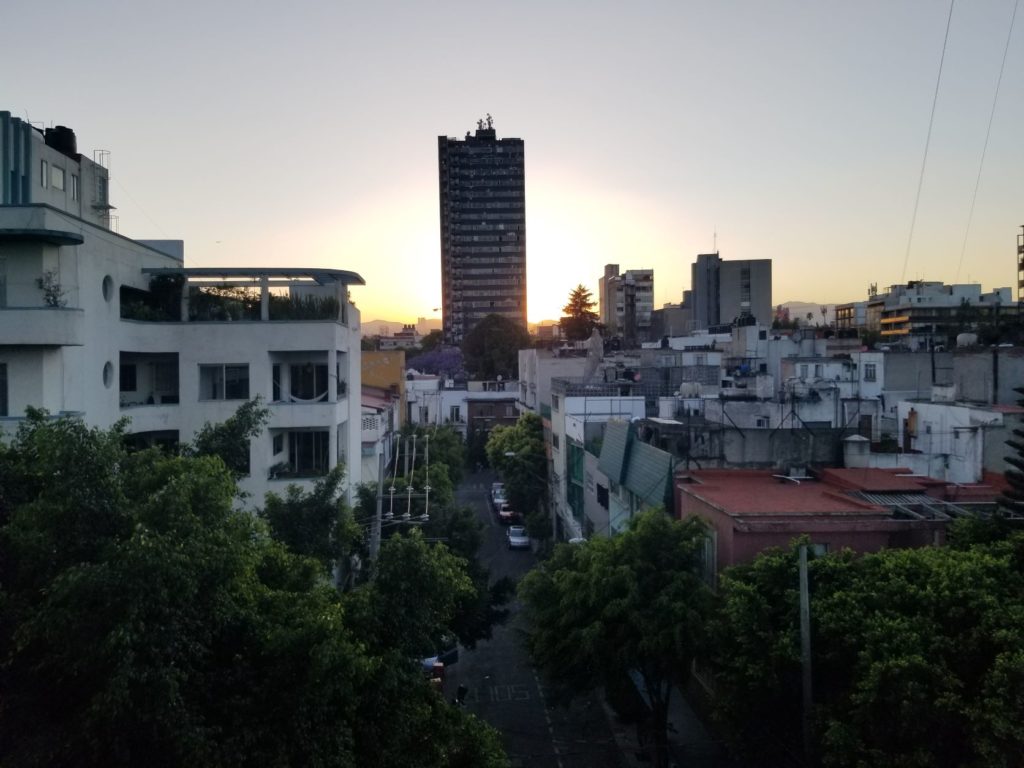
[
  {"x1": 690, "y1": 252, "x2": 771, "y2": 331},
  {"x1": 438, "y1": 117, "x2": 526, "y2": 344}
]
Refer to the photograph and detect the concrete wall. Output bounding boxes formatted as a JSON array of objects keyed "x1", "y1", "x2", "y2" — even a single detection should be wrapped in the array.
[{"x1": 953, "y1": 347, "x2": 1024, "y2": 405}]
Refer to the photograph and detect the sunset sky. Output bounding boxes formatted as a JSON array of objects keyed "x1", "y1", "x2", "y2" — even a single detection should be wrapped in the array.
[{"x1": 5, "y1": 1, "x2": 1022, "y2": 324}]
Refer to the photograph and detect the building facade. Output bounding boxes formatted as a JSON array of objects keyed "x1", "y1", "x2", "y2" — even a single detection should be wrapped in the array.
[
  {"x1": 438, "y1": 117, "x2": 526, "y2": 344},
  {"x1": 689, "y1": 252, "x2": 772, "y2": 331},
  {"x1": 599, "y1": 264, "x2": 654, "y2": 345}
]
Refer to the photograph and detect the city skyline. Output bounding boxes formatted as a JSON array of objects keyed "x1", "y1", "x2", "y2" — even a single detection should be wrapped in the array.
[{"x1": 4, "y1": 1, "x2": 1022, "y2": 324}]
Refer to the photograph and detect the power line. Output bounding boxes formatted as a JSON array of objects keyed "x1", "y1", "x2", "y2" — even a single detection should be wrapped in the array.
[
  {"x1": 955, "y1": 0, "x2": 1020, "y2": 283},
  {"x1": 900, "y1": 0, "x2": 956, "y2": 284}
]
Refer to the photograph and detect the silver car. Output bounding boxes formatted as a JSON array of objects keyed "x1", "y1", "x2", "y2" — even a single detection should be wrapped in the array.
[{"x1": 506, "y1": 525, "x2": 530, "y2": 550}]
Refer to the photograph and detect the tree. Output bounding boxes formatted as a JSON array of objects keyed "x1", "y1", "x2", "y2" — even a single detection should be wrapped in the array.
[
  {"x1": 708, "y1": 539, "x2": 1024, "y2": 767},
  {"x1": 461, "y1": 313, "x2": 531, "y2": 380},
  {"x1": 419, "y1": 328, "x2": 443, "y2": 353},
  {"x1": 260, "y1": 465, "x2": 360, "y2": 576},
  {"x1": 0, "y1": 411, "x2": 509, "y2": 768},
  {"x1": 1001, "y1": 386, "x2": 1024, "y2": 516},
  {"x1": 186, "y1": 397, "x2": 269, "y2": 477},
  {"x1": 486, "y1": 412, "x2": 550, "y2": 539},
  {"x1": 519, "y1": 510, "x2": 713, "y2": 768},
  {"x1": 560, "y1": 284, "x2": 600, "y2": 341}
]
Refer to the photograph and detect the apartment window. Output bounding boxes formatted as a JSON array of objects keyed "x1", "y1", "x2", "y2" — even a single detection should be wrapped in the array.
[
  {"x1": 290, "y1": 363, "x2": 327, "y2": 401},
  {"x1": 71, "y1": 174, "x2": 79, "y2": 201},
  {"x1": 505, "y1": 405, "x2": 515, "y2": 417},
  {"x1": 799, "y1": 364, "x2": 808, "y2": 379},
  {"x1": 756, "y1": 417, "x2": 769, "y2": 428},
  {"x1": 272, "y1": 433, "x2": 284, "y2": 454},
  {"x1": 419, "y1": 405, "x2": 429, "y2": 423},
  {"x1": 51, "y1": 166, "x2": 65, "y2": 191},
  {"x1": 552, "y1": 394, "x2": 559, "y2": 411},
  {"x1": 199, "y1": 364, "x2": 249, "y2": 400},
  {"x1": 272, "y1": 364, "x2": 281, "y2": 401},
  {"x1": 814, "y1": 364, "x2": 823, "y2": 378},
  {"x1": 119, "y1": 364, "x2": 137, "y2": 392},
  {"x1": 40, "y1": 160, "x2": 48, "y2": 188},
  {"x1": 289, "y1": 431, "x2": 330, "y2": 477},
  {"x1": 864, "y1": 363, "x2": 877, "y2": 382},
  {"x1": 0, "y1": 363, "x2": 7, "y2": 416},
  {"x1": 96, "y1": 176, "x2": 108, "y2": 204},
  {"x1": 552, "y1": 433, "x2": 560, "y2": 449},
  {"x1": 449, "y1": 405, "x2": 461, "y2": 422}
]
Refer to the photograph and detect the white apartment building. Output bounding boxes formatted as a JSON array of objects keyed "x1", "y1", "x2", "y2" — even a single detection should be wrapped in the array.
[{"x1": 0, "y1": 203, "x2": 364, "y2": 505}]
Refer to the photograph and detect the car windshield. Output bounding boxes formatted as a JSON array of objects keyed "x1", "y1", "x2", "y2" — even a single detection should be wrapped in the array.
[{"x1": 509, "y1": 526, "x2": 526, "y2": 536}]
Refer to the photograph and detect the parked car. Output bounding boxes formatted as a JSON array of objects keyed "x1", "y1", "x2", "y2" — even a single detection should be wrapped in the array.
[
  {"x1": 506, "y1": 525, "x2": 530, "y2": 550},
  {"x1": 490, "y1": 482, "x2": 507, "y2": 510},
  {"x1": 497, "y1": 502, "x2": 518, "y2": 524}
]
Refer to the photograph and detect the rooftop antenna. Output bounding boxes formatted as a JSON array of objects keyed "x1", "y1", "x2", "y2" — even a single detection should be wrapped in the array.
[{"x1": 713, "y1": 227, "x2": 718, "y2": 254}]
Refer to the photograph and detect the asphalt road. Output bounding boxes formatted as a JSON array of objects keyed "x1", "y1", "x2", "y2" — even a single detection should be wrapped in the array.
[{"x1": 448, "y1": 470, "x2": 624, "y2": 768}]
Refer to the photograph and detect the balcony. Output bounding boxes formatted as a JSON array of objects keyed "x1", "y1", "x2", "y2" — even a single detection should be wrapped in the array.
[{"x1": 0, "y1": 307, "x2": 85, "y2": 346}]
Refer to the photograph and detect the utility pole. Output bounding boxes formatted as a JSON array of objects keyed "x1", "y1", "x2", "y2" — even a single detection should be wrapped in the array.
[
  {"x1": 369, "y1": 451, "x2": 385, "y2": 572},
  {"x1": 799, "y1": 545, "x2": 814, "y2": 767}
]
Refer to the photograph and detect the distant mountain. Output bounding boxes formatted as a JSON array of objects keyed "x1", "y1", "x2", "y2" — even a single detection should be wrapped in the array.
[{"x1": 361, "y1": 319, "x2": 406, "y2": 337}]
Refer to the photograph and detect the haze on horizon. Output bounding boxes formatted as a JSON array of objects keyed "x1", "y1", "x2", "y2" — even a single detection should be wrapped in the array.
[{"x1": 5, "y1": 1, "x2": 1022, "y2": 324}]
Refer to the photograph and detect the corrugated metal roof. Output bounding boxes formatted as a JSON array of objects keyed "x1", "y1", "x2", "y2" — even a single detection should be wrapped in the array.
[
  {"x1": 598, "y1": 420, "x2": 631, "y2": 484},
  {"x1": 624, "y1": 441, "x2": 674, "y2": 509}
]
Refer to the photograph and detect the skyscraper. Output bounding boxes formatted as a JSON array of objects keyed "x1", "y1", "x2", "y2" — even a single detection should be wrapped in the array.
[{"x1": 438, "y1": 116, "x2": 526, "y2": 344}]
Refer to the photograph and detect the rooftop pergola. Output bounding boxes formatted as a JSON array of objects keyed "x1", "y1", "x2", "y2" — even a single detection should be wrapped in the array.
[{"x1": 140, "y1": 267, "x2": 365, "y2": 323}]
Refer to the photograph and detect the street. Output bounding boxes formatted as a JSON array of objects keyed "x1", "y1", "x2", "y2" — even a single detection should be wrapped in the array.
[{"x1": 448, "y1": 470, "x2": 624, "y2": 768}]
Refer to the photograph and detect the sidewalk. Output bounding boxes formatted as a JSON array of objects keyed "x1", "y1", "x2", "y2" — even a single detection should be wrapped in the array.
[{"x1": 599, "y1": 679, "x2": 734, "y2": 768}]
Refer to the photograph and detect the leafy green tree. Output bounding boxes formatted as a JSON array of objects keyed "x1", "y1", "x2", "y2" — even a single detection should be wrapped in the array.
[
  {"x1": 186, "y1": 397, "x2": 269, "y2": 477},
  {"x1": 0, "y1": 411, "x2": 508, "y2": 768},
  {"x1": 419, "y1": 328, "x2": 444, "y2": 353},
  {"x1": 519, "y1": 510, "x2": 713, "y2": 768},
  {"x1": 260, "y1": 465, "x2": 360, "y2": 576},
  {"x1": 708, "y1": 540, "x2": 1024, "y2": 767},
  {"x1": 560, "y1": 284, "x2": 600, "y2": 341},
  {"x1": 1000, "y1": 386, "x2": 1024, "y2": 516},
  {"x1": 461, "y1": 313, "x2": 531, "y2": 380},
  {"x1": 486, "y1": 412, "x2": 550, "y2": 539}
]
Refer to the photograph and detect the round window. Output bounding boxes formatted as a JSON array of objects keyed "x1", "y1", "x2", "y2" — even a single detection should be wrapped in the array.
[
  {"x1": 103, "y1": 361, "x2": 114, "y2": 388},
  {"x1": 102, "y1": 275, "x2": 114, "y2": 302}
]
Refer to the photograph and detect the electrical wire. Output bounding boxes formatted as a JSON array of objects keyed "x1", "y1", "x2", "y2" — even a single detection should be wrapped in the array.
[
  {"x1": 954, "y1": 0, "x2": 1020, "y2": 283},
  {"x1": 900, "y1": 0, "x2": 956, "y2": 284}
]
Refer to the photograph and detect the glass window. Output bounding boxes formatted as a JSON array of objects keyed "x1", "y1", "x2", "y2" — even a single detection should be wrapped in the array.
[
  {"x1": 272, "y1": 364, "x2": 281, "y2": 401},
  {"x1": 71, "y1": 174, "x2": 80, "y2": 200},
  {"x1": 419, "y1": 405, "x2": 429, "y2": 423},
  {"x1": 864, "y1": 363, "x2": 877, "y2": 382},
  {"x1": 272, "y1": 433, "x2": 284, "y2": 454},
  {"x1": 449, "y1": 405, "x2": 461, "y2": 422},
  {"x1": 288, "y1": 430, "x2": 329, "y2": 476},
  {"x1": 0, "y1": 363, "x2": 7, "y2": 416},
  {"x1": 40, "y1": 160, "x2": 48, "y2": 188},
  {"x1": 290, "y1": 363, "x2": 327, "y2": 401},
  {"x1": 200, "y1": 364, "x2": 249, "y2": 400},
  {"x1": 120, "y1": 364, "x2": 137, "y2": 392},
  {"x1": 51, "y1": 166, "x2": 65, "y2": 191}
]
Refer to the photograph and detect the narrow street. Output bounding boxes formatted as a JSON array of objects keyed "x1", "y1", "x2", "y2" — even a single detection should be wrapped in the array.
[{"x1": 447, "y1": 470, "x2": 624, "y2": 768}]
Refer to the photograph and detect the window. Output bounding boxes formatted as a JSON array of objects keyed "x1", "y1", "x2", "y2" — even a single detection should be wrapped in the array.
[
  {"x1": 814, "y1": 364, "x2": 823, "y2": 378},
  {"x1": 290, "y1": 363, "x2": 327, "y2": 401},
  {"x1": 272, "y1": 433, "x2": 284, "y2": 454},
  {"x1": 552, "y1": 433, "x2": 560, "y2": 449},
  {"x1": 51, "y1": 166, "x2": 65, "y2": 191},
  {"x1": 596, "y1": 483, "x2": 609, "y2": 510},
  {"x1": 272, "y1": 364, "x2": 281, "y2": 401},
  {"x1": 551, "y1": 394, "x2": 559, "y2": 411},
  {"x1": 449, "y1": 405, "x2": 461, "y2": 422},
  {"x1": 0, "y1": 363, "x2": 7, "y2": 416},
  {"x1": 289, "y1": 431, "x2": 330, "y2": 476},
  {"x1": 96, "y1": 176, "x2": 108, "y2": 204},
  {"x1": 419, "y1": 405, "x2": 429, "y2": 423},
  {"x1": 199, "y1": 364, "x2": 249, "y2": 400},
  {"x1": 505, "y1": 405, "x2": 515, "y2": 417},
  {"x1": 799, "y1": 364, "x2": 809, "y2": 379},
  {"x1": 71, "y1": 174, "x2": 79, "y2": 201},
  {"x1": 756, "y1": 417, "x2": 769, "y2": 428},
  {"x1": 119, "y1": 363, "x2": 137, "y2": 392},
  {"x1": 40, "y1": 160, "x2": 48, "y2": 188},
  {"x1": 864, "y1": 363, "x2": 877, "y2": 382}
]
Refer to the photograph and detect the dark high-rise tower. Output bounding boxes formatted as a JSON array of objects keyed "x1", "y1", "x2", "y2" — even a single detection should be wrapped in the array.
[{"x1": 438, "y1": 116, "x2": 526, "y2": 344}]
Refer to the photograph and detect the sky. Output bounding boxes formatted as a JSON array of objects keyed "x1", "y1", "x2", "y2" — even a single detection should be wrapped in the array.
[{"x1": 5, "y1": 0, "x2": 1023, "y2": 324}]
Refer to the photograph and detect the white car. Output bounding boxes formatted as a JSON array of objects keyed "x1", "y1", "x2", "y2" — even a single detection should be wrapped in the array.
[{"x1": 506, "y1": 525, "x2": 530, "y2": 550}]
